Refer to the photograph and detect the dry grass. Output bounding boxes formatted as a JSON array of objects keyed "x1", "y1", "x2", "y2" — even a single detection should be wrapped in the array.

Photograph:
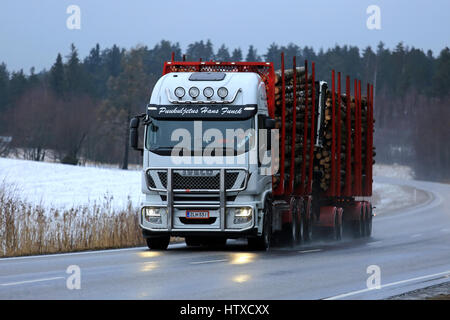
[
  {"x1": 0, "y1": 183, "x2": 144, "y2": 258},
  {"x1": 427, "y1": 294, "x2": 450, "y2": 300}
]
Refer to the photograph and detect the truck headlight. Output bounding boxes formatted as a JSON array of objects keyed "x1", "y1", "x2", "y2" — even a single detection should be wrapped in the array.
[
  {"x1": 235, "y1": 208, "x2": 252, "y2": 217},
  {"x1": 142, "y1": 207, "x2": 166, "y2": 224},
  {"x1": 227, "y1": 207, "x2": 252, "y2": 224}
]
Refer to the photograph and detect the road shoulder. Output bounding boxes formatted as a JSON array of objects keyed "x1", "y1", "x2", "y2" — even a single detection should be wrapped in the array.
[{"x1": 388, "y1": 281, "x2": 450, "y2": 300}]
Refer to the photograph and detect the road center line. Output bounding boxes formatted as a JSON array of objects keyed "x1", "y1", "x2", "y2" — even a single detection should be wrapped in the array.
[
  {"x1": 411, "y1": 233, "x2": 423, "y2": 238},
  {"x1": 324, "y1": 269, "x2": 450, "y2": 300},
  {"x1": 298, "y1": 249, "x2": 322, "y2": 254},
  {"x1": 1, "y1": 277, "x2": 64, "y2": 287},
  {"x1": 190, "y1": 259, "x2": 228, "y2": 265}
]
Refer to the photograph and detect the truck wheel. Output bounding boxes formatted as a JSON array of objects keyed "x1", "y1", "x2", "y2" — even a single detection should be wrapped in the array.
[
  {"x1": 290, "y1": 201, "x2": 303, "y2": 246},
  {"x1": 146, "y1": 236, "x2": 170, "y2": 250},
  {"x1": 360, "y1": 208, "x2": 366, "y2": 237},
  {"x1": 303, "y1": 201, "x2": 313, "y2": 242},
  {"x1": 334, "y1": 211, "x2": 343, "y2": 241},
  {"x1": 185, "y1": 236, "x2": 202, "y2": 247},
  {"x1": 365, "y1": 205, "x2": 373, "y2": 237},
  {"x1": 248, "y1": 201, "x2": 272, "y2": 250},
  {"x1": 352, "y1": 209, "x2": 364, "y2": 238}
]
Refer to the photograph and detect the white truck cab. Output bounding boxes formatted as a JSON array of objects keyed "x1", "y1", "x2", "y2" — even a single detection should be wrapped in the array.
[{"x1": 130, "y1": 70, "x2": 276, "y2": 249}]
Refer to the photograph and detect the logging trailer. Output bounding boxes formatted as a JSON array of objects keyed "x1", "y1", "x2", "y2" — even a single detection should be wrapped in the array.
[{"x1": 130, "y1": 53, "x2": 375, "y2": 250}]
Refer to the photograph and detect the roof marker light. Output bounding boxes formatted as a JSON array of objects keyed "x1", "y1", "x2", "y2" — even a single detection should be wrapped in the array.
[
  {"x1": 174, "y1": 87, "x2": 185, "y2": 99},
  {"x1": 217, "y1": 87, "x2": 228, "y2": 99},
  {"x1": 189, "y1": 87, "x2": 200, "y2": 99},
  {"x1": 203, "y1": 87, "x2": 214, "y2": 99}
]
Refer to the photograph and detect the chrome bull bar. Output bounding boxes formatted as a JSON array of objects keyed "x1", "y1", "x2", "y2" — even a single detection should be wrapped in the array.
[{"x1": 160, "y1": 168, "x2": 247, "y2": 231}]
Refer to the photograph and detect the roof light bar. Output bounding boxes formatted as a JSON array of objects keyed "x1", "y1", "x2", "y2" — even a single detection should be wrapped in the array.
[{"x1": 165, "y1": 88, "x2": 241, "y2": 105}]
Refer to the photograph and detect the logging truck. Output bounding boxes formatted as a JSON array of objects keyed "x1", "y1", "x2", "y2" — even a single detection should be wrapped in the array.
[{"x1": 130, "y1": 53, "x2": 374, "y2": 250}]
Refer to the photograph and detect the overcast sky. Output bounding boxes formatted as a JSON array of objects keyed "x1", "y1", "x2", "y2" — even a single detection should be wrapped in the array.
[{"x1": 1, "y1": 0, "x2": 449, "y2": 72}]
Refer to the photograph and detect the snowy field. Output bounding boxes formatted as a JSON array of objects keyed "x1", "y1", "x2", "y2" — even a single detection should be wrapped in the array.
[
  {"x1": 373, "y1": 164, "x2": 414, "y2": 180},
  {"x1": 0, "y1": 158, "x2": 142, "y2": 210},
  {"x1": 372, "y1": 163, "x2": 416, "y2": 213},
  {"x1": 0, "y1": 158, "x2": 416, "y2": 213}
]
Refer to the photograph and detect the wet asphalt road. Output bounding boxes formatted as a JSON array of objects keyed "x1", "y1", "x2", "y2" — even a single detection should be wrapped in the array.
[{"x1": 1, "y1": 176, "x2": 449, "y2": 300}]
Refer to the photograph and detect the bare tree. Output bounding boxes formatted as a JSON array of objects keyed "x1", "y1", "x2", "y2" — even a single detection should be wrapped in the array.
[
  {"x1": 0, "y1": 136, "x2": 11, "y2": 157},
  {"x1": 8, "y1": 87, "x2": 56, "y2": 161},
  {"x1": 52, "y1": 95, "x2": 96, "y2": 164},
  {"x1": 105, "y1": 47, "x2": 153, "y2": 169}
]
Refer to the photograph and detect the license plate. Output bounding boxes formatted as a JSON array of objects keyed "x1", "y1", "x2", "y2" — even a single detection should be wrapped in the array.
[{"x1": 186, "y1": 210, "x2": 210, "y2": 219}]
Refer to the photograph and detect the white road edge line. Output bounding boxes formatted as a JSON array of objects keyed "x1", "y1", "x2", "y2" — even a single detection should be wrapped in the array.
[
  {"x1": 1, "y1": 277, "x2": 64, "y2": 287},
  {"x1": 324, "y1": 269, "x2": 450, "y2": 300},
  {"x1": 190, "y1": 259, "x2": 228, "y2": 265},
  {"x1": 298, "y1": 249, "x2": 322, "y2": 254},
  {"x1": 0, "y1": 246, "x2": 148, "y2": 262},
  {"x1": 411, "y1": 234, "x2": 423, "y2": 238}
]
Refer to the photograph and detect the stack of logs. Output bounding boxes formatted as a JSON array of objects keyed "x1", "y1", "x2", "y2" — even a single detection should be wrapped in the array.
[
  {"x1": 273, "y1": 69, "x2": 375, "y2": 193},
  {"x1": 273, "y1": 67, "x2": 314, "y2": 191}
]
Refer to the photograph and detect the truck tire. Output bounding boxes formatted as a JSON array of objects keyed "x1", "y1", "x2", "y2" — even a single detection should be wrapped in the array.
[
  {"x1": 303, "y1": 200, "x2": 313, "y2": 242},
  {"x1": 290, "y1": 200, "x2": 304, "y2": 246},
  {"x1": 248, "y1": 201, "x2": 272, "y2": 250},
  {"x1": 334, "y1": 211, "x2": 343, "y2": 241},
  {"x1": 365, "y1": 205, "x2": 373, "y2": 237},
  {"x1": 146, "y1": 236, "x2": 170, "y2": 250},
  {"x1": 352, "y1": 209, "x2": 364, "y2": 238}
]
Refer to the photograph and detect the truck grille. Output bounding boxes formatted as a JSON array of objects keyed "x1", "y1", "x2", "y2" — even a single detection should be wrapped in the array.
[
  {"x1": 174, "y1": 173, "x2": 220, "y2": 190},
  {"x1": 158, "y1": 172, "x2": 238, "y2": 190},
  {"x1": 147, "y1": 169, "x2": 246, "y2": 191},
  {"x1": 158, "y1": 172, "x2": 167, "y2": 188}
]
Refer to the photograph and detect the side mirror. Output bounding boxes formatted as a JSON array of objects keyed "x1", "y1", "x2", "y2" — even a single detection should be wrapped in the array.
[
  {"x1": 129, "y1": 117, "x2": 141, "y2": 151},
  {"x1": 264, "y1": 117, "x2": 276, "y2": 130}
]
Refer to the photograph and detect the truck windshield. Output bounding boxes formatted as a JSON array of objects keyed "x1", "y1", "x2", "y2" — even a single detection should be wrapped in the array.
[{"x1": 146, "y1": 118, "x2": 255, "y2": 156}]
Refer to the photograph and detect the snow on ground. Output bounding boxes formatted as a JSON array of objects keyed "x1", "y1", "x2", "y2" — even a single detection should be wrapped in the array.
[
  {"x1": 0, "y1": 157, "x2": 142, "y2": 210},
  {"x1": 0, "y1": 157, "x2": 419, "y2": 214},
  {"x1": 371, "y1": 164, "x2": 416, "y2": 213},
  {"x1": 372, "y1": 183, "x2": 414, "y2": 213},
  {"x1": 373, "y1": 163, "x2": 414, "y2": 180}
]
